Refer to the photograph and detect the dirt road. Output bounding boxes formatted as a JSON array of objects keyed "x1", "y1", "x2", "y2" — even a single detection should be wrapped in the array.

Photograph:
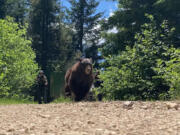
[{"x1": 0, "y1": 101, "x2": 180, "y2": 135}]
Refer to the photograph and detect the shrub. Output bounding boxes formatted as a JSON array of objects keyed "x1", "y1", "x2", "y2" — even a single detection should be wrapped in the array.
[
  {"x1": 155, "y1": 48, "x2": 180, "y2": 99},
  {"x1": 0, "y1": 17, "x2": 38, "y2": 99},
  {"x1": 98, "y1": 15, "x2": 179, "y2": 100}
]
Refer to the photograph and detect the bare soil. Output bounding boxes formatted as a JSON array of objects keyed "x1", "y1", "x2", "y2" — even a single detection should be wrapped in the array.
[{"x1": 0, "y1": 101, "x2": 180, "y2": 135}]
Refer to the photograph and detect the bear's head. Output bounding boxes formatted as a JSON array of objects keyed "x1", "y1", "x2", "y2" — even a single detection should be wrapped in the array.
[{"x1": 78, "y1": 58, "x2": 93, "y2": 75}]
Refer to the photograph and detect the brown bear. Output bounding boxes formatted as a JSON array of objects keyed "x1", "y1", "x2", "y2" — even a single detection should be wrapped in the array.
[{"x1": 64, "y1": 58, "x2": 94, "y2": 101}]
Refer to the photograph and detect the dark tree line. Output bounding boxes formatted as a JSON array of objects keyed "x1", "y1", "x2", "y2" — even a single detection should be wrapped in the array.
[
  {"x1": 29, "y1": 0, "x2": 62, "y2": 72},
  {"x1": 1, "y1": 0, "x2": 180, "y2": 69},
  {"x1": 0, "y1": 0, "x2": 103, "y2": 71}
]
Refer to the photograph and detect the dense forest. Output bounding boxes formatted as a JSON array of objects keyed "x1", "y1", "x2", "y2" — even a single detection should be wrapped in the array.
[{"x1": 0, "y1": 0, "x2": 180, "y2": 101}]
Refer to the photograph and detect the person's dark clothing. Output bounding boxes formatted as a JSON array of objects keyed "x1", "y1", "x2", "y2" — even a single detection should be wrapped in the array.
[
  {"x1": 36, "y1": 72, "x2": 48, "y2": 104},
  {"x1": 94, "y1": 71, "x2": 103, "y2": 101}
]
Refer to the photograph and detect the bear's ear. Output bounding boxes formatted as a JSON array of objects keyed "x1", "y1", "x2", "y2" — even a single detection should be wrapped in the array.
[{"x1": 90, "y1": 58, "x2": 93, "y2": 63}]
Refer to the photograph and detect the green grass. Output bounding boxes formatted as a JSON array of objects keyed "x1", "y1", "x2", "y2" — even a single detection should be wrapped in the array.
[
  {"x1": 52, "y1": 96, "x2": 72, "y2": 103},
  {"x1": 0, "y1": 96, "x2": 72, "y2": 105},
  {"x1": 0, "y1": 98, "x2": 37, "y2": 105}
]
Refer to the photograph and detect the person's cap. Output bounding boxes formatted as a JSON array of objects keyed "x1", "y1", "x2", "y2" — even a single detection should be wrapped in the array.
[{"x1": 39, "y1": 70, "x2": 44, "y2": 74}]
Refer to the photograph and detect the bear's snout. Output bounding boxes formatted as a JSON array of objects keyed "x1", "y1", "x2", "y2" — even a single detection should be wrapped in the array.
[{"x1": 85, "y1": 65, "x2": 92, "y2": 75}]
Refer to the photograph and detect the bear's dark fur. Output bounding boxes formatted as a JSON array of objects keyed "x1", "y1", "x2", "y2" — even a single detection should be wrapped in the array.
[{"x1": 64, "y1": 58, "x2": 94, "y2": 101}]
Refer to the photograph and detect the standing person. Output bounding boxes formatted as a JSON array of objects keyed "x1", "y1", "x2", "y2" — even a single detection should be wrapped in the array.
[
  {"x1": 94, "y1": 70, "x2": 103, "y2": 101},
  {"x1": 36, "y1": 70, "x2": 48, "y2": 104}
]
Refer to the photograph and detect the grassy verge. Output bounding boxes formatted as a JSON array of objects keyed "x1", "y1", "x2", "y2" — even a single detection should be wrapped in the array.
[
  {"x1": 0, "y1": 98, "x2": 37, "y2": 105},
  {"x1": 52, "y1": 96, "x2": 72, "y2": 103},
  {"x1": 0, "y1": 97, "x2": 72, "y2": 105}
]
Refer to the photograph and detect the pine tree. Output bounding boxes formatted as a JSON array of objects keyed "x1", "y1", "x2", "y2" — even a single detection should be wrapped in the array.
[
  {"x1": 67, "y1": 0, "x2": 102, "y2": 54},
  {"x1": 0, "y1": 0, "x2": 7, "y2": 19},
  {"x1": 4, "y1": 0, "x2": 29, "y2": 24},
  {"x1": 29, "y1": 0, "x2": 63, "y2": 72}
]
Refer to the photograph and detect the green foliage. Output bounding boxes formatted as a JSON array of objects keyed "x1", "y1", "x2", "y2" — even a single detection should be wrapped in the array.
[
  {"x1": 0, "y1": 0, "x2": 7, "y2": 19},
  {"x1": 101, "y1": 0, "x2": 180, "y2": 56},
  {"x1": 52, "y1": 96, "x2": 72, "y2": 103},
  {"x1": 154, "y1": 0, "x2": 180, "y2": 48},
  {"x1": 155, "y1": 48, "x2": 180, "y2": 99},
  {"x1": 0, "y1": 17, "x2": 38, "y2": 98},
  {"x1": 1, "y1": 0, "x2": 29, "y2": 23},
  {"x1": 0, "y1": 98, "x2": 37, "y2": 105},
  {"x1": 98, "y1": 16, "x2": 179, "y2": 100}
]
